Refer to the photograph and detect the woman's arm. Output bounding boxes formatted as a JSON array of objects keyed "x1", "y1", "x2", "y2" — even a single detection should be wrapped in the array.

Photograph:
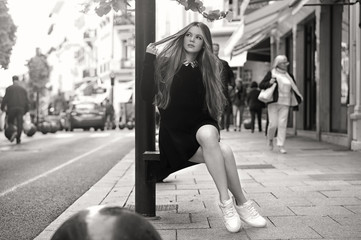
[{"x1": 259, "y1": 71, "x2": 274, "y2": 89}]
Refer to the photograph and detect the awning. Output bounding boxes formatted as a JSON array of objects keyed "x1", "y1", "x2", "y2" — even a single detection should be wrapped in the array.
[
  {"x1": 246, "y1": 37, "x2": 271, "y2": 62},
  {"x1": 223, "y1": 51, "x2": 248, "y2": 67},
  {"x1": 225, "y1": 0, "x2": 293, "y2": 57}
]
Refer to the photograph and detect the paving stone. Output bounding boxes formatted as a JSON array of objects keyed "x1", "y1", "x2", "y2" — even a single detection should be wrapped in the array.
[
  {"x1": 320, "y1": 189, "x2": 361, "y2": 198},
  {"x1": 289, "y1": 185, "x2": 351, "y2": 192},
  {"x1": 177, "y1": 228, "x2": 249, "y2": 240},
  {"x1": 156, "y1": 183, "x2": 176, "y2": 190},
  {"x1": 177, "y1": 199, "x2": 206, "y2": 213},
  {"x1": 289, "y1": 205, "x2": 353, "y2": 216},
  {"x1": 259, "y1": 205, "x2": 295, "y2": 217},
  {"x1": 269, "y1": 215, "x2": 340, "y2": 228},
  {"x1": 150, "y1": 212, "x2": 209, "y2": 230},
  {"x1": 256, "y1": 197, "x2": 314, "y2": 208},
  {"x1": 156, "y1": 189, "x2": 199, "y2": 196},
  {"x1": 344, "y1": 205, "x2": 361, "y2": 214},
  {"x1": 261, "y1": 180, "x2": 308, "y2": 187},
  {"x1": 312, "y1": 225, "x2": 361, "y2": 239},
  {"x1": 157, "y1": 230, "x2": 176, "y2": 240},
  {"x1": 156, "y1": 194, "x2": 177, "y2": 203},
  {"x1": 245, "y1": 226, "x2": 321, "y2": 239},
  {"x1": 303, "y1": 180, "x2": 352, "y2": 186},
  {"x1": 271, "y1": 191, "x2": 326, "y2": 199},
  {"x1": 330, "y1": 214, "x2": 361, "y2": 226},
  {"x1": 243, "y1": 186, "x2": 295, "y2": 194},
  {"x1": 307, "y1": 197, "x2": 361, "y2": 206},
  {"x1": 176, "y1": 183, "x2": 214, "y2": 190}
]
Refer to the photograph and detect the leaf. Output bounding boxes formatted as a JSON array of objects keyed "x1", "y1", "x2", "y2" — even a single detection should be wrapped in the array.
[
  {"x1": 225, "y1": 11, "x2": 233, "y2": 22},
  {"x1": 112, "y1": 0, "x2": 129, "y2": 13},
  {"x1": 95, "y1": 2, "x2": 112, "y2": 17}
]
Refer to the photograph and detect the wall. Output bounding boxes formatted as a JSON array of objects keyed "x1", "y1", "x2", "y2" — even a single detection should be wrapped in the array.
[{"x1": 243, "y1": 61, "x2": 270, "y2": 84}]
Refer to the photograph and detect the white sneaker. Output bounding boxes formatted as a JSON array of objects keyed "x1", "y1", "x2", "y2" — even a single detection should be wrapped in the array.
[
  {"x1": 279, "y1": 146, "x2": 287, "y2": 154},
  {"x1": 234, "y1": 200, "x2": 267, "y2": 228},
  {"x1": 219, "y1": 198, "x2": 242, "y2": 233}
]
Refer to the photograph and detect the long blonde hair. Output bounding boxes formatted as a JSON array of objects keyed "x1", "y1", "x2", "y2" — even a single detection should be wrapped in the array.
[{"x1": 154, "y1": 22, "x2": 226, "y2": 121}]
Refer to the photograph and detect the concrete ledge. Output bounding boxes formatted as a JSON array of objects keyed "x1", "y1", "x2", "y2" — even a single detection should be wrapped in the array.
[
  {"x1": 295, "y1": 130, "x2": 349, "y2": 148},
  {"x1": 351, "y1": 140, "x2": 361, "y2": 151},
  {"x1": 320, "y1": 132, "x2": 349, "y2": 148},
  {"x1": 294, "y1": 130, "x2": 318, "y2": 140}
]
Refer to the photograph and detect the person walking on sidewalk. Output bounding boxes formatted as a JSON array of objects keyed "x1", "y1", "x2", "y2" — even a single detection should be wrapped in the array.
[
  {"x1": 1, "y1": 75, "x2": 29, "y2": 144},
  {"x1": 231, "y1": 78, "x2": 247, "y2": 131},
  {"x1": 104, "y1": 98, "x2": 114, "y2": 130},
  {"x1": 212, "y1": 43, "x2": 235, "y2": 131},
  {"x1": 259, "y1": 55, "x2": 303, "y2": 154},
  {"x1": 141, "y1": 22, "x2": 267, "y2": 233},
  {"x1": 246, "y1": 81, "x2": 264, "y2": 133}
]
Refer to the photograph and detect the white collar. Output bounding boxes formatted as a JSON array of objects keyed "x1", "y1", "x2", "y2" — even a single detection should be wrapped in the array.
[{"x1": 183, "y1": 60, "x2": 198, "y2": 68}]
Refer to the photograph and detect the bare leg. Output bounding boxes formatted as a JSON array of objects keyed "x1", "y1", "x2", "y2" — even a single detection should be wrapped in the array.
[
  {"x1": 220, "y1": 143, "x2": 247, "y2": 205},
  {"x1": 189, "y1": 125, "x2": 247, "y2": 204}
]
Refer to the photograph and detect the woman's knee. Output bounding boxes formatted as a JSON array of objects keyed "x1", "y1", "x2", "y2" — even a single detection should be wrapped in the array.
[{"x1": 196, "y1": 125, "x2": 219, "y2": 146}]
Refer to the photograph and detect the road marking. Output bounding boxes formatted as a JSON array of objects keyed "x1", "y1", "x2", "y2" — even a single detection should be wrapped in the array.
[
  {"x1": 0, "y1": 136, "x2": 122, "y2": 198},
  {"x1": 54, "y1": 134, "x2": 75, "y2": 138},
  {"x1": 90, "y1": 133, "x2": 110, "y2": 138},
  {"x1": 126, "y1": 132, "x2": 135, "y2": 137}
]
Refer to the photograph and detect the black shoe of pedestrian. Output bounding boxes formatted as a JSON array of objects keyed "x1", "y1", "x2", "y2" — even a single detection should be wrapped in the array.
[{"x1": 16, "y1": 138, "x2": 21, "y2": 144}]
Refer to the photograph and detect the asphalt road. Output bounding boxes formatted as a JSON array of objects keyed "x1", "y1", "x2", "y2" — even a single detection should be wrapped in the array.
[{"x1": 0, "y1": 129, "x2": 135, "y2": 240}]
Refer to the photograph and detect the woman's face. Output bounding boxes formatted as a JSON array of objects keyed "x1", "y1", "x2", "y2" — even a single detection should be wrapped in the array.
[
  {"x1": 277, "y1": 60, "x2": 289, "y2": 71},
  {"x1": 183, "y1": 26, "x2": 204, "y2": 55}
]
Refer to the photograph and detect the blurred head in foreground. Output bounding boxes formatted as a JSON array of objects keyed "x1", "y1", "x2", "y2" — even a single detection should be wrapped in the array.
[{"x1": 51, "y1": 206, "x2": 162, "y2": 240}]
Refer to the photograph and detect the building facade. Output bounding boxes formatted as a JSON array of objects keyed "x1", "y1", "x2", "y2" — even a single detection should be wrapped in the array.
[{"x1": 227, "y1": 0, "x2": 361, "y2": 150}]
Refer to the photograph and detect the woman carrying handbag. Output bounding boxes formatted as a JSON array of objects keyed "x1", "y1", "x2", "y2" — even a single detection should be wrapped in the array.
[{"x1": 259, "y1": 55, "x2": 303, "y2": 154}]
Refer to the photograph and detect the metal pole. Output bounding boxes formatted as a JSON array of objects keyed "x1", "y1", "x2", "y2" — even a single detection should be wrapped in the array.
[{"x1": 135, "y1": 1, "x2": 156, "y2": 217}]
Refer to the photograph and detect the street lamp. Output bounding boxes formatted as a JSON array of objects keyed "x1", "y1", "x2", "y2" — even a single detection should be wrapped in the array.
[{"x1": 110, "y1": 72, "x2": 115, "y2": 105}]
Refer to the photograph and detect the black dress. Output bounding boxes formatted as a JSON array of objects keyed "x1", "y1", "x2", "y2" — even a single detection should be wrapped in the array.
[{"x1": 141, "y1": 53, "x2": 219, "y2": 180}]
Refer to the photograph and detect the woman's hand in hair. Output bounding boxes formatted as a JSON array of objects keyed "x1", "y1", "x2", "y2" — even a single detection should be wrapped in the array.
[{"x1": 146, "y1": 43, "x2": 158, "y2": 56}]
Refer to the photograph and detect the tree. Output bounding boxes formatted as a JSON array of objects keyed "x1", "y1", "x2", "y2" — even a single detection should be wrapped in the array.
[
  {"x1": 0, "y1": 0, "x2": 17, "y2": 69},
  {"x1": 27, "y1": 48, "x2": 50, "y2": 91},
  {"x1": 82, "y1": 0, "x2": 232, "y2": 21},
  {"x1": 27, "y1": 48, "x2": 51, "y2": 125}
]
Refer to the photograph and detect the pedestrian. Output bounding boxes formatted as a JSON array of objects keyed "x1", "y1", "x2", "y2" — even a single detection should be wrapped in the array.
[
  {"x1": 212, "y1": 42, "x2": 235, "y2": 131},
  {"x1": 104, "y1": 98, "x2": 114, "y2": 130},
  {"x1": 259, "y1": 55, "x2": 303, "y2": 154},
  {"x1": 51, "y1": 206, "x2": 162, "y2": 240},
  {"x1": 231, "y1": 78, "x2": 247, "y2": 131},
  {"x1": 246, "y1": 81, "x2": 264, "y2": 133},
  {"x1": 1, "y1": 75, "x2": 29, "y2": 144},
  {"x1": 141, "y1": 21, "x2": 267, "y2": 233}
]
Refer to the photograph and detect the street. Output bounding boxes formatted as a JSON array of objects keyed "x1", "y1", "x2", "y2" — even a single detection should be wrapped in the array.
[{"x1": 0, "y1": 129, "x2": 135, "y2": 240}]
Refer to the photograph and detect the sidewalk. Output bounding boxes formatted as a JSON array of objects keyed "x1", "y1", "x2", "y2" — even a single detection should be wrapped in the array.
[{"x1": 35, "y1": 130, "x2": 361, "y2": 240}]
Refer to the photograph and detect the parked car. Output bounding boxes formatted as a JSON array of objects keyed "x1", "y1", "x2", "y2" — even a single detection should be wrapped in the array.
[{"x1": 65, "y1": 101, "x2": 106, "y2": 131}]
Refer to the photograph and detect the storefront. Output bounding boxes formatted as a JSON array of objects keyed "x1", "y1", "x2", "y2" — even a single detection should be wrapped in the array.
[{"x1": 227, "y1": 0, "x2": 361, "y2": 150}]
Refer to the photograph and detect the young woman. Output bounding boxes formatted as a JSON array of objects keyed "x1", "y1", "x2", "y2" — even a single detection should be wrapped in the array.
[
  {"x1": 141, "y1": 22, "x2": 266, "y2": 233},
  {"x1": 259, "y1": 55, "x2": 303, "y2": 153}
]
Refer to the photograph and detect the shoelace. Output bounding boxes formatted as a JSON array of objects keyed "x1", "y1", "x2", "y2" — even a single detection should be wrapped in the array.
[
  {"x1": 223, "y1": 204, "x2": 237, "y2": 218},
  {"x1": 245, "y1": 203, "x2": 259, "y2": 217}
]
